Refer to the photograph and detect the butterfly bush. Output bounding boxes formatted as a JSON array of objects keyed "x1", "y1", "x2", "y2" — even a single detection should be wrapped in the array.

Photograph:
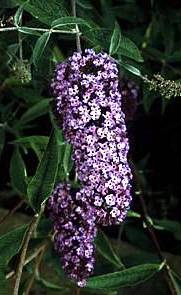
[{"x1": 48, "y1": 49, "x2": 133, "y2": 286}]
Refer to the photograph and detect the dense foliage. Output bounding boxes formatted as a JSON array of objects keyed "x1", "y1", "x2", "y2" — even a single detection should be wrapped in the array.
[{"x1": 0, "y1": 0, "x2": 181, "y2": 294}]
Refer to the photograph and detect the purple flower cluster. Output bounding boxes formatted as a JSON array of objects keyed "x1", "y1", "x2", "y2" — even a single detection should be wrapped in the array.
[
  {"x1": 121, "y1": 79, "x2": 139, "y2": 121},
  {"x1": 49, "y1": 49, "x2": 133, "y2": 286},
  {"x1": 48, "y1": 183, "x2": 97, "y2": 287},
  {"x1": 51, "y1": 49, "x2": 132, "y2": 225}
]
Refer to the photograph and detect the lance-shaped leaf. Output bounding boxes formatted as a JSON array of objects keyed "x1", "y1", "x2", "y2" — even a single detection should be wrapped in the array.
[
  {"x1": 27, "y1": 131, "x2": 59, "y2": 211},
  {"x1": 33, "y1": 32, "x2": 51, "y2": 67},
  {"x1": 96, "y1": 230, "x2": 124, "y2": 269},
  {"x1": 118, "y1": 36, "x2": 144, "y2": 62},
  {"x1": 14, "y1": 0, "x2": 68, "y2": 26},
  {"x1": 14, "y1": 3, "x2": 25, "y2": 26},
  {"x1": 127, "y1": 210, "x2": 141, "y2": 218},
  {"x1": 0, "y1": 225, "x2": 28, "y2": 263},
  {"x1": 120, "y1": 62, "x2": 142, "y2": 77},
  {"x1": 109, "y1": 22, "x2": 121, "y2": 55},
  {"x1": 87, "y1": 263, "x2": 162, "y2": 289}
]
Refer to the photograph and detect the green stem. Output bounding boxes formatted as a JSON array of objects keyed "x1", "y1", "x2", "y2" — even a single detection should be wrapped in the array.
[
  {"x1": 71, "y1": 0, "x2": 82, "y2": 53},
  {"x1": 13, "y1": 204, "x2": 45, "y2": 295},
  {"x1": 6, "y1": 243, "x2": 47, "y2": 280},
  {"x1": 0, "y1": 26, "x2": 78, "y2": 34}
]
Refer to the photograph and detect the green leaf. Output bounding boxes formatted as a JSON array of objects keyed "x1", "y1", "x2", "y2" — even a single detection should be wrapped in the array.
[
  {"x1": 16, "y1": 99, "x2": 50, "y2": 128},
  {"x1": 51, "y1": 16, "x2": 92, "y2": 29},
  {"x1": 63, "y1": 143, "x2": 73, "y2": 179},
  {"x1": 0, "y1": 225, "x2": 28, "y2": 295},
  {"x1": 27, "y1": 131, "x2": 59, "y2": 211},
  {"x1": 109, "y1": 22, "x2": 121, "y2": 55},
  {"x1": 87, "y1": 263, "x2": 162, "y2": 289},
  {"x1": 13, "y1": 136, "x2": 49, "y2": 160},
  {"x1": 14, "y1": 4, "x2": 24, "y2": 26},
  {"x1": 10, "y1": 147, "x2": 27, "y2": 196},
  {"x1": 0, "y1": 224, "x2": 28, "y2": 263},
  {"x1": 54, "y1": 124, "x2": 65, "y2": 147},
  {"x1": 33, "y1": 32, "x2": 51, "y2": 67},
  {"x1": 127, "y1": 210, "x2": 141, "y2": 218},
  {"x1": 50, "y1": 119, "x2": 67, "y2": 181},
  {"x1": 96, "y1": 230, "x2": 124, "y2": 269},
  {"x1": 14, "y1": 0, "x2": 68, "y2": 26},
  {"x1": 120, "y1": 62, "x2": 142, "y2": 77},
  {"x1": 118, "y1": 36, "x2": 143, "y2": 62}
]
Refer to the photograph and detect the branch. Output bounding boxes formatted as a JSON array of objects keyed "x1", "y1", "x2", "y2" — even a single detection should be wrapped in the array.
[
  {"x1": 0, "y1": 26, "x2": 77, "y2": 34},
  {"x1": 13, "y1": 204, "x2": 45, "y2": 295},
  {"x1": 24, "y1": 243, "x2": 47, "y2": 295},
  {"x1": 6, "y1": 244, "x2": 47, "y2": 280},
  {"x1": 130, "y1": 161, "x2": 179, "y2": 295},
  {"x1": 71, "y1": 0, "x2": 82, "y2": 53},
  {"x1": 18, "y1": 17, "x2": 23, "y2": 62}
]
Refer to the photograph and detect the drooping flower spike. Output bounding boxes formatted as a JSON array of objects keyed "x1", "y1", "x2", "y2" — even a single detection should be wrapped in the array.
[
  {"x1": 51, "y1": 49, "x2": 132, "y2": 225},
  {"x1": 49, "y1": 49, "x2": 133, "y2": 286}
]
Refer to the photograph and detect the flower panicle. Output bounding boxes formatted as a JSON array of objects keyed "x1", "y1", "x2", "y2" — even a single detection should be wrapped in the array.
[
  {"x1": 49, "y1": 49, "x2": 133, "y2": 286},
  {"x1": 52, "y1": 49, "x2": 132, "y2": 225}
]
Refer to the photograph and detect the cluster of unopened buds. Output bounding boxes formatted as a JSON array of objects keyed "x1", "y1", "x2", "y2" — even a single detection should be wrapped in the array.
[{"x1": 47, "y1": 49, "x2": 138, "y2": 287}]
